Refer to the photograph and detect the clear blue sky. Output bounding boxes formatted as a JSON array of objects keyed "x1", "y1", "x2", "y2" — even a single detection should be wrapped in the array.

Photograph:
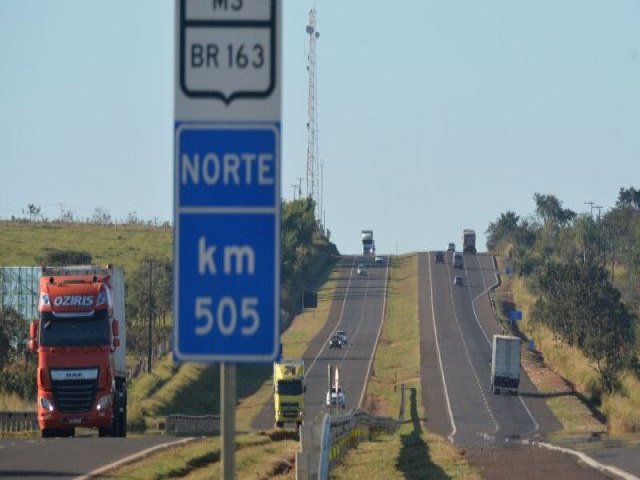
[{"x1": 1, "y1": 1, "x2": 639, "y2": 254}]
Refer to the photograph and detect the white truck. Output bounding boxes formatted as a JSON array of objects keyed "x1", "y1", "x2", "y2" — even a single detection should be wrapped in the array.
[
  {"x1": 490, "y1": 334, "x2": 521, "y2": 394},
  {"x1": 361, "y1": 230, "x2": 375, "y2": 256}
]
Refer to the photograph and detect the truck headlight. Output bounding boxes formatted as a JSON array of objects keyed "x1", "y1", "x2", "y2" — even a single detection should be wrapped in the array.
[
  {"x1": 96, "y1": 395, "x2": 111, "y2": 411},
  {"x1": 40, "y1": 396, "x2": 54, "y2": 412}
]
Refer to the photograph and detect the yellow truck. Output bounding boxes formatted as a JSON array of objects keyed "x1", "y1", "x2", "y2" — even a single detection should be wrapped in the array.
[{"x1": 273, "y1": 359, "x2": 305, "y2": 428}]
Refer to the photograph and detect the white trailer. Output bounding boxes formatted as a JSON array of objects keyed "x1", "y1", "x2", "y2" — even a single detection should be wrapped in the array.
[{"x1": 490, "y1": 335, "x2": 521, "y2": 394}]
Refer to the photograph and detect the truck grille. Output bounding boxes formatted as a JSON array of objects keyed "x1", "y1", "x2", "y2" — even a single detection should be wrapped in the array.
[{"x1": 52, "y1": 379, "x2": 97, "y2": 413}]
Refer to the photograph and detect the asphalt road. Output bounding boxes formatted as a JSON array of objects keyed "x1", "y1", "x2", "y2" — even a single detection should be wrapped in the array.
[
  {"x1": 419, "y1": 251, "x2": 560, "y2": 447},
  {"x1": 253, "y1": 254, "x2": 389, "y2": 429},
  {"x1": 419, "y1": 251, "x2": 640, "y2": 479},
  {"x1": 0, "y1": 433, "x2": 177, "y2": 479}
]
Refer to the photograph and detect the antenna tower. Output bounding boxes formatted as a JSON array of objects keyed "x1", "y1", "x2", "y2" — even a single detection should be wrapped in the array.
[{"x1": 305, "y1": 8, "x2": 321, "y2": 224}]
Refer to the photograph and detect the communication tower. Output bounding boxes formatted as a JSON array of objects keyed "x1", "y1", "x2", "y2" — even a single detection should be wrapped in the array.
[{"x1": 305, "y1": 8, "x2": 322, "y2": 224}]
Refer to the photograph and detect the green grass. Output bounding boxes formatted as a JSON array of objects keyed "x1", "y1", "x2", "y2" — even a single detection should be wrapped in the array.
[
  {"x1": 103, "y1": 432, "x2": 297, "y2": 480},
  {"x1": 332, "y1": 254, "x2": 480, "y2": 479},
  {"x1": 0, "y1": 222, "x2": 172, "y2": 274}
]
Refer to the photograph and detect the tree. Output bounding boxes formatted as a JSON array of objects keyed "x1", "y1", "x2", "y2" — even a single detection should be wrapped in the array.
[
  {"x1": 533, "y1": 193, "x2": 576, "y2": 227},
  {"x1": 92, "y1": 207, "x2": 112, "y2": 225},
  {"x1": 532, "y1": 259, "x2": 635, "y2": 392},
  {"x1": 486, "y1": 211, "x2": 519, "y2": 252},
  {"x1": 616, "y1": 187, "x2": 640, "y2": 210}
]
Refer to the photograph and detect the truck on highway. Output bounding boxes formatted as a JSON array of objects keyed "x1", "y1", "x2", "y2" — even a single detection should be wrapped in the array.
[
  {"x1": 490, "y1": 335, "x2": 521, "y2": 394},
  {"x1": 361, "y1": 230, "x2": 375, "y2": 256},
  {"x1": 28, "y1": 265, "x2": 127, "y2": 437},
  {"x1": 273, "y1": 359, "x2": 305, "y2": 428},
  {"x1": 463, "y1": 229, "x2": 477, "y2": 253}
]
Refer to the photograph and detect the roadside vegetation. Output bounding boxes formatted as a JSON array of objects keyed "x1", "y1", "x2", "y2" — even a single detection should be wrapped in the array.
[
  {"x1": 0, "y1": 198, "x2": 338, "y2": 425},
  {"x1": 332, "y1": 254, "x2": 480, "y2": 479},
  {"x1": 487, "y1": 188, "x2": 640, "y2": 434}
]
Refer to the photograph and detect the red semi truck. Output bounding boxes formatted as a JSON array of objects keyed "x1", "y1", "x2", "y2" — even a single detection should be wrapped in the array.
[{"x1": 28, "y1": 265, "x2": 127, "y2": 438}]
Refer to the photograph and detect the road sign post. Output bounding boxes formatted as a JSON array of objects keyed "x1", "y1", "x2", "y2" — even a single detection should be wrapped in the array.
[{"x1": 174, "y1": 1, "x2": 281, "y2": 478}]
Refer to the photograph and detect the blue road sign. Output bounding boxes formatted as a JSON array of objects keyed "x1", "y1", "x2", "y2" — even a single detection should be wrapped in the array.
[
  {"x1": 173, "y1": 0, "x2": 281, "y2": 363},
  {"x1": 173, "y1": 124, "x2": 280, "y2": 363},
  {"x1": 509, "y1": 310, "x2": 523, "y2": 321}
]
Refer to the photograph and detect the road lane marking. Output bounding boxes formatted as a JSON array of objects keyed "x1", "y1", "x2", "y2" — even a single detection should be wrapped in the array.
[
  {"x1": 358, "y1": 256, "x2": 389, "y2": 408},
  {"x1": 448, "y1": 255, "x2": 499, "y2": 437},
  {"x1": 534, "y1": 441, "x2": 640, "y2": 480},
  {"x1": 75, "y1": 437, "x2": 198, "y2": 480},
  {"x1": 306, "y1": 256, "x2": 356, "y2": 376},
  {"x1": 427, "y1": 252, "x2": 457, "y2": 442},
  {"x1": 468, "y1": 254, "x2": 540, "y2": 435}
]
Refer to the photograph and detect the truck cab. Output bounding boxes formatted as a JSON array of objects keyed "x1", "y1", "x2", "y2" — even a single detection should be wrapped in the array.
[
  {"x1": 29, "y1": 265, "x2": 127, "y2": 438},
  {"x1": 273, "y1": 359, "x2": 305, "y2": 428}
]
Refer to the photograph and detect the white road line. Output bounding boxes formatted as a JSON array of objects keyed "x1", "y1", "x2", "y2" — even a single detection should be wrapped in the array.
[
  {"x1": 469, "y1": 254, "x2": 539, "y2": 435},
  {"x1": 75, "y1": 437, "x2": 197, "y2": 480},
  {"x1": 449, "y1": 256, "x2": 499, "y2": 436},
  {"x1": 427, "y1": 253, "x2": 457, "y2": 443},
  {"x1": 358, "y1": 256, "x2": 390, "y2": 408},
  {"x1": 534, "y1": 441, "x2": 640, "y2": 480},
  {"x1": 306, "y1": 257, "x2": 356, "y2": 376}
]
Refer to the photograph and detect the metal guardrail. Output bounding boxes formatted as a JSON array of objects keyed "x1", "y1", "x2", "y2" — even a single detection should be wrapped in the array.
[
  {"x1": 164, "y1": 414, "x2": 220, "y2": 436},
  {"x1": 0, "y1": 411, "x2": 38, "y2": 433},
  {"x1": 298, "y1": 384, "x2": 406, "y2": 479},
  {"x1": 324, "y1": 409, "x2": 401, "y2": 473}
]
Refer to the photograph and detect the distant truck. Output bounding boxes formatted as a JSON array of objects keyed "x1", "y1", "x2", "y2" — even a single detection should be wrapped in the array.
[
  {"x1": 29, "y1": 265, "x2": 127, "y2": 437},
  {"x1": 361, "y1": 230, "x2": 375, "y2": 256},
  {"x1": 273, "y1": 359, "x2": 305, "y2": 428},
  {"x1": 463, "y1": 229, "x2": 477, "y2": 253},
  {"x1": 490, "y1": 335, "x2": 521, "y2": 394}
]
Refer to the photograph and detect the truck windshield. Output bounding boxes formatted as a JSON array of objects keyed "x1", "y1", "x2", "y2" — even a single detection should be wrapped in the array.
[
  {"x1": 277, "y1": 380, "x2": 303, "y2": 396},
  {"x1": 40, "y1": 310, "x2": 110, "y2": 347}
]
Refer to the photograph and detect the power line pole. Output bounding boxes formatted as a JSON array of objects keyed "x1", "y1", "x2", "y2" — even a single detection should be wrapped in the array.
[{"x1": 147, "y1": 260, "x2": 153, "y2": 373}]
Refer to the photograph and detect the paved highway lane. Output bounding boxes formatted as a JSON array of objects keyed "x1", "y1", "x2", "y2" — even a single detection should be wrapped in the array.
[
  {"x1": 420, "y1": 251, "x2": 559, "y2": 447},
  {"x1": 253, "y1": 255, "x2": 389, "y2": 428},
  {"x1": 0, "y1": 434, "x2": 181, "y2": 480}
]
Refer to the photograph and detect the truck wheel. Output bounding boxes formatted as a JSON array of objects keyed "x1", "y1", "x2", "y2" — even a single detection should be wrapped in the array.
[
  {"x1": 41, "y1": 428, "x2": 55, "y2": 438},
  {"x1": 99, "y1": 427, "x2": 112, "y2": 437},
  {"x1": 113, "y1": 378, "x2": 128, "y2": 437}
]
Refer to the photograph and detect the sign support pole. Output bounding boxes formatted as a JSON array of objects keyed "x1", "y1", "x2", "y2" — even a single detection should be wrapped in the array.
[{"x1": 221, "y1": 363, "x2": 236, "y2": 479}]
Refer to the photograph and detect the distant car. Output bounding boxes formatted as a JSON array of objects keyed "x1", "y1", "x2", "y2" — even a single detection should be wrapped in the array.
[
  {"x1": 336, "y1": 330, "x2": 348, "y2": 345},
  {"x1": 326, "y1": 386, "x2": 346, "y2": 408},
  {"x1": 435, "y1": 252, "x2": 445, "y2": 264},
  {"x1": 447, "y1": 242, "x2": 456, "y2": 252},
  {"x1": 453, "y1": 252, "x2": 464, "y2": 269},
  {"x1": 454, "y1": 276, "x2": 464, "y2": 287},
  {"x1": 329, "y1": 335, "x2": 342, "y2": 349},
  {"x1": 374, "y1": 255, "x2": 384, "y2": 264},
  {"x1": 357, "y1": 264, "x2": 367, "y2": 275}
]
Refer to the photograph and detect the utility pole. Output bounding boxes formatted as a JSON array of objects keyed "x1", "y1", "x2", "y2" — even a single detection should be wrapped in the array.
[{"x1": 147, "y1": 260, "x2": 153, "y2": 373}]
